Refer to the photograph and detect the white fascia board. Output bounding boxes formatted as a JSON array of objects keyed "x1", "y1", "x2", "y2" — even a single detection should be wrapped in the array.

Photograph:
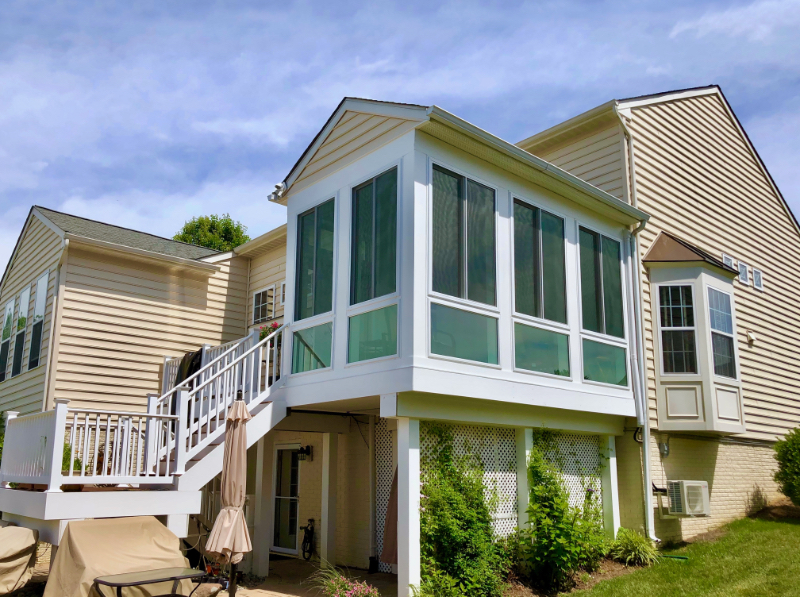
[
  {"x1": 516, "y1": 100, "x2": 617, "y2": 149},
  {"x1": 64, "y1": 234, "x2": 221, "y2": 274},
  {"x1": 234, "y1": 223, "x2": 288, "y2": 256},
  {"x1": 426, "y1": 106, "x2": 649, "y2": 226},
  {"x1": 201, "y1": 251, "x2": 235, "y2": 263},
  {"x1": 31, "y1": 208, "x2": 66, "y2": 239},
  {"x1": 617, "y1": 86, "x2": 719, "y2": 111},
  {"x1": 282, "y1": 99, "x2": 429, "y2": 193}
]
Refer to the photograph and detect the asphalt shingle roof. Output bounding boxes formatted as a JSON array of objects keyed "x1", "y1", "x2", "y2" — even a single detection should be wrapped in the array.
[{"x1": 36, "y1": 206, "x2": 219, "y2": 260}]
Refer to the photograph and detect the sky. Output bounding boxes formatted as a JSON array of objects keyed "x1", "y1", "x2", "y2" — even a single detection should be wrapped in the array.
[{"x1": 2, "y1": 0, "x2": 799, "y2": 266}]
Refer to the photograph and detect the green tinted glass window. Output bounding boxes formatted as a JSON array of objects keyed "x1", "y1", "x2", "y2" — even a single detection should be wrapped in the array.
[
  {"x1": 351, "y1": 168, "x2": 397, "y2": 305},
  {"x1": 582, "y1": 339, "x2": 627, "y2": 386},
  {"x1": 513, "y1": 200, "x2": 566, "y2": 323},
  {"x1": 514, "y1": 323, "x2": 570, "y2": 377},
  {"x1": 431, "y1": 165, "x2": 495, "y2": 306},
  {"x1": 430, "y1": 303, "x2": 498, "y2": 364},
  {"x1": 579, "y1": 227, "x2": 624, "y2": 338},
  {"x1": 295, "y1": 199, "x2": 335, "y2": 321},
  {"x1": 292, "y1": 323, "x2": 333, "y2": 374},
  {"x1": 348, "y1": 304, "x2": 398, "y2": 363}
]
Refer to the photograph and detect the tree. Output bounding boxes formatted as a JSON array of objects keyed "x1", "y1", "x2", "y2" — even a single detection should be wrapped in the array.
[
  {"x1": 174, "y1": 214, "x2": 251, "y2": 252},
  {"x1": 775, "y1": 428, "x2": 800, "y2": 506}
]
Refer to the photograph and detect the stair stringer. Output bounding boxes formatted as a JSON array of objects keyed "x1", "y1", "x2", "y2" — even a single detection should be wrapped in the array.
[{"x1": 175, "y1": 398, "x2": 287, "y2": 492}]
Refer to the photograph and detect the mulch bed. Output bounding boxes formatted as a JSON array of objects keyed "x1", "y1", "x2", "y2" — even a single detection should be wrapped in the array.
[{"x1": 503, "y1": 559, "x2": 639, "y2": 596}]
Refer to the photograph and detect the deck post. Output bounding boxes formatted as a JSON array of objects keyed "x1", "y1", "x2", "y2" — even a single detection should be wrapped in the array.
[
  {"x1": 144, "y1": 393, "x2": 159, "y2": 474},
  {"x1": 601, "y1": 435, "x2": 621, "y2": 538},
  {"x1": 320, "y1": 432, "x2": 338, "y2": 567},
  {"x1": 516, "y1": 428, "x2": 533, "y2": 528},
  {"x1": 174, "y1": 387, "x2": 190, "y2": 476},
  {"x1": 0, "y1": 411, "x2": 19, "y2": 487},
  {"x1": 46, "y1": 399, "x2": 70, "y2": 493},
  {"x1": 397, "y1": 418, "x2": 420, "y2": 597}
]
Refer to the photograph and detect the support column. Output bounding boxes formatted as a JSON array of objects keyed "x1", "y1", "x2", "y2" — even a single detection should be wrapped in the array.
[
  {"x1": 253, "y1": 436, "x2": 273, "y2": 576},
  {"x1": 397, "y1": 418, "x2": 420, "y2": 597},
  {"x1": 321, "y1": 432, "x2": 338, "y2": 567},
  {"x1": 165, "y1": 514, "x2": 189, "y2": 538},
  {"x1": 368, "y1": 416, "x2": 377, "y2": 565},
  {"x1": 515, "y1": 428, "x2": 533, "y2": 528},
  {"x1": 601, "y1": 435, "x2": 621, "y2": 538}
]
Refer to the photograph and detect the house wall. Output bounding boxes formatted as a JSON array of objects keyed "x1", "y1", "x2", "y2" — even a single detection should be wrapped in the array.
[
  {"x1": 629, "y1": 93, "x2": 800, "y2": 442},
  {"x1": 246, "y1": 245, "x2": 287, "y2": 332},
  {"x1": 52, "y1": 246, "x2": 248, "y2": 411},
  {"x1": 0, "y1": 215, "x2": 63, "y2": 415},
  {"x1": 528, "y1": 124, "x2": 627, "y2": 201}
]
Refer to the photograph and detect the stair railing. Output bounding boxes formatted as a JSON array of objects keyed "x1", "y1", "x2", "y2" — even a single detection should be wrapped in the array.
[{"x1": 172, "y1": 324, "x2": 286, "y2": 475}]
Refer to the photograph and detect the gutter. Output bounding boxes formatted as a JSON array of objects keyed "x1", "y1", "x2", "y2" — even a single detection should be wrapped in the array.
[
  {"x1": 425, "y1": 106, "x2": 649, "y2": 226},
  {"x1": 64, "y1": 234, "x2": 221, "y2": 274},
  {"x1": 615, "y1": 104, "x2": 659, "y2": 543}
]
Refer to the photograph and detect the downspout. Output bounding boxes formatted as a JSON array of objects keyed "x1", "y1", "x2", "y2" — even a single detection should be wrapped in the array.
[{"x1": 615, "y1": 104, "x2": 659, "y2": 543}]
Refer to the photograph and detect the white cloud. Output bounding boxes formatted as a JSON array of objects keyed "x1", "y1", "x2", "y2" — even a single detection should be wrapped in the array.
[{"x1": 671, "y1": 0, "x2": 800, "y2": 41}]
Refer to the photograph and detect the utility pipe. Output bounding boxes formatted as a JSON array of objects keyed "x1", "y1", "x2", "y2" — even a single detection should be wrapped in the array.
[{"x1": 615, "y1": 103, "x2": 659, "y2": 543}]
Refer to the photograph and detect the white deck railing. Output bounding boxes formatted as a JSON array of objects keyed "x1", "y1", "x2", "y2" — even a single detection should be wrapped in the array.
[{"x1": 0, "y1": 325, "x2": 286, "y2": 491}]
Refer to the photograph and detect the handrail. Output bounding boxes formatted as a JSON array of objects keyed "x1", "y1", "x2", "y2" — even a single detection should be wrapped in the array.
[
  {"x1": 188, "y1": 326, "x2": 284, "y2": 396},
  {"x1": 67, "y1": 408, "x2": 179, "y2": 420},
  {"x1": 155, "y1": 333, "x2": 254, "y2": 406}
]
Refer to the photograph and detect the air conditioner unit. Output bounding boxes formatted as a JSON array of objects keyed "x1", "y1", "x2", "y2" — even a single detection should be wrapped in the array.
[{"x1": 667, "y1": 480, "x2": 710, "y2": 517}]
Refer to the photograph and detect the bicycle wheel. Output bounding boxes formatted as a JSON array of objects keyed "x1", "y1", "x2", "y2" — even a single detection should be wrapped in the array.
[{"x1": 302, "y1": 535, "x2": 313, "y2": 560}]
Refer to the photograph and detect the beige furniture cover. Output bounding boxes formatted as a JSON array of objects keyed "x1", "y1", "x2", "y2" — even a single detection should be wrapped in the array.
[
  {"x1": 0, "y1": 521, "x2": 39, "y2": 594},
  {"x1": 44, "y1": 517, "x2": 192, "y2": 597}
]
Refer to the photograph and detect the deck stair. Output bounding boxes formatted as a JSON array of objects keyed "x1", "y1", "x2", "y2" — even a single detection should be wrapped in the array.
[{"x1": 0, "y1": 325, "x2": 288, "y2": 539}]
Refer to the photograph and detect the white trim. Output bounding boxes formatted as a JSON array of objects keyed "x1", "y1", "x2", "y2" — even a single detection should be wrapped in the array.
[
  {"x1": 200, "y1": 251, "x2": 235, "y2": 264},
  {"x1": 31, "y1": 209, "x2": 66, "y2": 239},
  {"x1": 736, "y1": 261, "x2": 749, "y2": 285},
  {"x1": 752, "y1": 268, "x2": 764, "y2": 291},
  {"x1": 279, "y1": 281, "x2": 286, "y2": 306},
  {"x1": 617, "y1": 86, "x2": 719, "y2": 111},
  {"x1": 721, "y1": 253, "x2": 735, "y2": 270}
]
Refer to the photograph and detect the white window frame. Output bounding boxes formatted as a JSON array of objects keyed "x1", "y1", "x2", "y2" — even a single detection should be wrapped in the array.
[
  {"x1": 737, "y1": 261, "x2": 749, "y2": 285},
  {"x1": 752, "y1": 268, "x2": 764, "y2": 291},
  {"x1": 253, "y1": 285, "x2": 276, "y2": 325},
  {"x1": 655, "y1": 283, "x2": 699, "y2": 377},
  {"x1": 510, "y1": 194, "x2": 570, "y2": 328},
  {"x1": 706, "y1": 286, "x2": 738, "y2": 381},
  {"x1": 722, "y1": 253, "x2": 735, "y2": 269},
  {"x1": 0, "y1": 299, "x2": 14, "y2": 382},
  {"x1": 11, "y1": 285, "x2": 31, "y2": 378},
  {"x1": 279, "y1": 281, "x2": 286, "y2": 306},
  {"x1": 28, "y1": 270, "x2": 49, "y2": 370}
]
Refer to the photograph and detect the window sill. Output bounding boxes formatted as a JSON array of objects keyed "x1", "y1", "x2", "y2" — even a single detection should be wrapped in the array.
[
  {"x1": 512, "y1": 366, "x2": 573, "y2": 383},
  {"x1": 582, "y1": 377, "x2": 631, "y2": 391},
  {"x1": 580, "y1": 330, "x2": 628, "y2": 347},
  {"x1": 347, "y1": 294, "x2": 400, "y2": 316},
  {"x1": 512, "y1": 313, "x2": 570, "y2": 333},
  {"x1": 428, "y1": 293, "x2": 500, "y2": 316},
  {"x1": 344, "y1": 353, "x2": 400, "y2": 368},
  {"x1": 427, "y1": 352, "x2": 501, "y2": 370}
]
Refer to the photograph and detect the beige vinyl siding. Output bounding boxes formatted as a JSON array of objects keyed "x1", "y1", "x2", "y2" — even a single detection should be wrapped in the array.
[
  {"x1": 53, "y1": 247, "x2": 248, "y2": 412},
  {"x1": 247, "y1": 246, "x2": 286, "y2": 330},
  {"x1": 533, "y1": 124, "x2": 627, "y2": 200},
  {"x1": 630, "y1": 93, "x2": 800, "y2": 441},
  {"x1": 0, "y1": 216, "x2": 63, "y2": 415},
  {"x1": 292, "y1": 110, "x2": 417, "y2": 193}
]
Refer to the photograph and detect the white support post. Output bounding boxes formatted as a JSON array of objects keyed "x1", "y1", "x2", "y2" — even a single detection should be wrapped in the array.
[
  {"x1": 253, "y1": 436, "x2": 272, "y2": 576},
  {"x1": 321, "y1": 432, "x2": 338, "y2": 567},
  {"x1": 397, "y1": 418, "x2": 420, "y2": 597},
  {"x1": 47, "y1": 399, "x2": 70, "y2": 493},
  {"x1": 0, "y1": 411, "x2": 19, "y2": 487},
  {"x1": 174, "y1": 387, "x2": 190, "y2": 476},
  {"x1": 600, "y1": 435, "x2": 621, "y2": 538},
  {"x1": 144, "y1": 393, "x2": 158, "y2": 474},
  {"x1": 515, "y1": 428, "x2": 533, "y2": 528},
  {"x1": 165, "y1": 514, "x2": 190, "y2": 538},
  {"x1": 368, "y1": 415, "x2": 377, "y2": 562}
]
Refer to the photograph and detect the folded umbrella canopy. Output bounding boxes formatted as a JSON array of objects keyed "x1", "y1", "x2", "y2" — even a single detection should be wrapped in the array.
[{"x1": 206, "y1": 400, "x2": 253, "y2": 567}]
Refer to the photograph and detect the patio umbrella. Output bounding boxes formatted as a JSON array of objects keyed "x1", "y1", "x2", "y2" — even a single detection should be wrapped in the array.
[{"x1": 205, "y1": 398, "x2": 252, "y2": 597}]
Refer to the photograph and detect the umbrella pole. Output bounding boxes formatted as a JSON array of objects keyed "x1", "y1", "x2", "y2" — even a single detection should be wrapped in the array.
[{"x1": 229, "y1": 562, "x2": 238, "y2": 597}]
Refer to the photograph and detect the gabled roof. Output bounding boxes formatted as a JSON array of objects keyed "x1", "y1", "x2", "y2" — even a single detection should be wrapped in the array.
[
  {"x1": 518, "y1": 85, "x2": 800, "y2": 236},
  {"x1": 643, "y1": 231, "x2": 738, "y2": 276},
  {"x1": 36, "y1": 206, "x2": 219, "y2": 260},
  {"x1": 274, "y1": 97, "x2": 649, "y2": 227}
]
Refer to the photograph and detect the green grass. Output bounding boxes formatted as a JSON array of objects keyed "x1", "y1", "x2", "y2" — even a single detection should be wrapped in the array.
[{"x1": 573, "y1": 518, "x2": 800, "y2": 597}]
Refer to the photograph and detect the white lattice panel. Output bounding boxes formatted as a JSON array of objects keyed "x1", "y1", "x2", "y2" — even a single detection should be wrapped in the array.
[
  {"x1": 545, "y1": 433, "x2": 603, "y2": 508},
  {"x1": 420, "y1": 423, "x2": 518, "y2": 538},
  {"x1": 375, "y1": 418, "x2": 394, "y2": 573}
]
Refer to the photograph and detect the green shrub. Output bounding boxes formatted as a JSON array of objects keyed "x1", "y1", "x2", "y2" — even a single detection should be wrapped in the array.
[
  {"x1": 775, "y1": 428, "x2": 800, "y2": 506},
  {"x1": 609, "y1": 528, "x2": 658, "y2": 566},
  {"x1": 511, "y1": 430, "x2": 607, "y2": 593},
  {"x1": 309, "y1": 566, "x2": 379, "y2": 597},
  {"x1": 419, "y1": 423, "x2": 509, "y2": 597},
  {"x1": 62, "y1": 442, "x2": 82, "y2": 472}
]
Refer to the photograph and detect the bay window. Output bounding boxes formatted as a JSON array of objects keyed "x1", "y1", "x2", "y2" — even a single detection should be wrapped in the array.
[
  {"x1": 295, "y1": 199, "x2": 335, "y2": 321},
  {"x1": 351, "y1": 167, "x2": 397, "y2": 305},
  {"x1": 708, "y1": 287, "x2": 736, "y2": 378},
  {"x1": 658, "y1": 285, "x2": 697, "y2": 374},
  {"x1": 431, "y1": 165, "x2": 496, "y2": 306},
  {"x1": 513, "y1": 200, "x2": 566, "y2": 323}
]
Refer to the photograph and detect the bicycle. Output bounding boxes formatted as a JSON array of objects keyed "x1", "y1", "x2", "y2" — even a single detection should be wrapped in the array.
[{"x1": 301, "y1": 518, "x2": 315, "y2": 561}]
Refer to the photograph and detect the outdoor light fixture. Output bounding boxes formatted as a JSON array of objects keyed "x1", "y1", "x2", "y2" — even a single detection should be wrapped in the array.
[{"x1": 298, "y1": 445, "x2": 313, "y2": 461}]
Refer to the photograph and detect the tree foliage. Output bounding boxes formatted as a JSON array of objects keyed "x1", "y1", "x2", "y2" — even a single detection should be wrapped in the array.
[
  {"x1": 775, "y1": 427, "x2": 800, "y2": 506},
  {"x1": 173, "y1": 214, "x2": 250, "y2": 251}
]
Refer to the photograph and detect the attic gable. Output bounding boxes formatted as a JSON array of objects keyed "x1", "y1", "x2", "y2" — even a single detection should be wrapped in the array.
[{"x1": 281, "y1": 98, "x2": 428, "y2": 199}]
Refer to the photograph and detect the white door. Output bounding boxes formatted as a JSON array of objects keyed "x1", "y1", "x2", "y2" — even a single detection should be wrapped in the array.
[{"x1": 272, "y1": 447, "x2": 300, "y2": 554}]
